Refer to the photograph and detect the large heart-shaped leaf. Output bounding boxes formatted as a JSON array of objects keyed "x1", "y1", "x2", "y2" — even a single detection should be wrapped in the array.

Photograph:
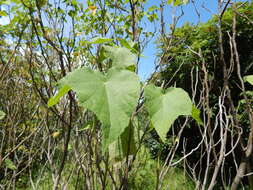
[
  {"x1": 145, "y1": 85, "x2": 192, "y2": 141},
  {"x1": 60, "y1": 68, "x2": 140, "y2": 148}
]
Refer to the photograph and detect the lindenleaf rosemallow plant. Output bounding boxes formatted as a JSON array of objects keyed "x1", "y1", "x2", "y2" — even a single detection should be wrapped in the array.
[{"x1": 48, "y1": 44, "x2": 197, "y2": 159}]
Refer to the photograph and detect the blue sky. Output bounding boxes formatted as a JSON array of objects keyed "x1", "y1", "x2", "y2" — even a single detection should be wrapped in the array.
[
  {"x1": 138, "y1": 0, "x2": 250, "y2": 80},
  {"x1": 0, "y1": 0, "x2": 249, "y2": 81},
  {"x1": 138, "y1": 0, "x2": 218, "y2": 81}
]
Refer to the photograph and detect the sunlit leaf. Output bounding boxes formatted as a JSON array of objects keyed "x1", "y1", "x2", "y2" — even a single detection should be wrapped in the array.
[
  {"x1": 48, "y1": 85, "x2": 71, "y2": 107},
  {"x1": 59, "y1": 67, "x2": 140, "y2": 149},
  {"x1": 5, "y1": 158, "x2": 17, "y2": 170},
  {"x1": 192, "y1": 105, "x2": 203, "y2": 126},
  {"x1": 167, "y1": 0, "x2": 189, "y2": 6},
  {"x1": 88, "y1": 5, "x2": 97, "y2": 16},
  {"x1": 79, "y1": 121, "x2": 92, "y2": 131},
  {"x1": 0, "y1": 10, "x2": 8, "y2": 17},
  {"x1": 118, "y1": 39, "x2": 139, "y2": 55},
  {"x1": 52, "y1": 131, "x2": 60, "y2": 138},
  {"x1": 145, "y1": 85, "x2": 192, "y2": 141},
  {"x1": 244, "y1": 75, "x2": 253, "y2": 86},
  {"x1": 89, "y1": 37, "x2": 113, "y2": 44}
]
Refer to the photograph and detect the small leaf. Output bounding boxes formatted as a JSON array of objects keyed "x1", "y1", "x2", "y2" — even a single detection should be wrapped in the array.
[
  {"x1": 145, "y1": 85, "x2": 192, "y2": 141},
  {"x1": 89, "y1": 37, "x2": 113, "y2": 44},
  {"x1": 5, "y1": 158, "x2": 17, "y2": 170},
  {"x1": 119, "y1": 39, "x2": 132, "y2": 49},
  {"x1": 88, "y1": 5, "x2": 97, "y2": 16},
  {"x1": 68, "y1": 10, "x2": 76, "y2": 17},
  {"x1": 52, "y1": 131, "x2": 60, "y2": 138},
  {"x1": 192, "y1": 105, "x2": 203, "y2": 126},
  {"x1": 0, "y1": 110, "x2": 5, "y2": 120},
  {"x1": 167, "y1": 0, "x2": 189, "y2": 6},
  {"x1": 167, "y1": 0, "x2": 173, "y2": 4},
  {"x1": 126, "y1": 65, "x2": 136, "y2": 72},
  {"x1": 79, "y1": 121, "x2": 92, "y2": 131},
  {"x1": 0, "y1": 10, "x2": 8, "y2": 17},
  {"x1": 118, "y1": 39, "x2": 139, "y2": 55},
  {"x1": 1, "y1": 0, "x2": 11, "y2": 5},
  {"x1": 48, "y1": 85, "x2": 71, "y2": 107},
  {"x1": 244, "y1": 75, "x2": 253, "y2": 86}
]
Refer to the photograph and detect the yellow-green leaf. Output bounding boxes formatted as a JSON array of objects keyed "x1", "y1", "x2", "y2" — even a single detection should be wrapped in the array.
[
  {"x1": 192, "y1": 105, "x2": 203, "y2": 126},
  {"x1": 47, "y1": 85, "x2": 71, "y2": 107},
  {"x1": 244, "y1": 75, "x2": 253, "y2": 86},
  {"x1": 5, "y1": 158, "x2": 17, "y2": 170},
  {"x1": 0, "y1": 110, "x2": 5, "y2": 120},
  {"x1": 145, "y1": 85, "x2": 192, "y2": 141}
]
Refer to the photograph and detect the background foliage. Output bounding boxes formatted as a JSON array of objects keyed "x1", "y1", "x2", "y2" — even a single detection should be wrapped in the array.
[{"x1": 1, "y1": 0, "x2": 253, "y2": 190}]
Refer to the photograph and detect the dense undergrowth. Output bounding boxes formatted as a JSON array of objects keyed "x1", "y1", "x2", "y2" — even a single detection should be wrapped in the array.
[{"x1": 1, "y1": 0, "x2": 253, "y2": 189}]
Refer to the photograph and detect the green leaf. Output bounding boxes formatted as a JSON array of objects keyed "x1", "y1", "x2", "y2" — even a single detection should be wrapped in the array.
[
  {"x1": 192, "y1": 105, "x2": 203, "y2": 126},
  {"x1": 0, "y1": 110, "x2": 5, "y2": 120},
  {"x1": 79, "y1": 121, "x2": 92, "y2": 132},
  {"x1": 147, "y1": 5, "x2": 158, "y2": 12},
  {"x1": 104, "y1": 46, "x2": 136, "y2": 69},
  {"x1": 167, "y1": 0, "x2": 189, "y2": 6},
  {"x1": 68, "y1": 10, "x2": 76, "y2": 17},
  {"x1": 244, "y1": 75, "x2": 253, "y2": 86},
  {"x1": 167, "y1": 0, "x2": 173, "y2": 4},
  {"x1": 5, "y1": 158, "x2": 17, "y2": 170},
  {"x1": 0, "y1": 10, "x2": 8, "y2": 17},
  {"x1": 126, "y1": 65, "x2": 136, "y2": 72},
  {"x1": 145, "y1": 85, "x2": 192, "y2": 141},
  {"x1": 59, "y1": 68, "x2": 140, "y2": 148},
  {"x1": 47, "y1": 85, "x2": 71, "y2": 107},
  {"x1": 89, "y1": 37, "x2": 113, "y2": 44},
  {"x1": 0, "y1": 0, "x2": 11, "y2": 5},
  {"x1": 109, "y1": 124, "x2": 137, "y2": 161},
  {"x1": 119, "y1": 39, "x2": 132, "y2": 50},
  {"x1": 118, "y1": 39, "x2": 139, "y2": 55}
]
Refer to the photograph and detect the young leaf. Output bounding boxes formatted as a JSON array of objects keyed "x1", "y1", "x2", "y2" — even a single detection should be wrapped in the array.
[
  {"x1": 89, "y1": 37, "x2": 113, "y2": 44},
  {"x1": 104, "y1": 46, "x2": 136, "y2": 69},
  {"x1": 0, "y1": 110, "x2": 5, "y2": 120},
  {"x1": 167, "y1": 0, "x2": 189, "y2": 6},
  {"x1": 167, "y1": 0, "x2": 173, "y2": 4},
  {"x1": 78, "y1": 121, "x2": 92, "y2": 132},
  {"x1": 192, "y1": 105, "x2": 203, "y2": 126},
  {"x1": 118, "y1": 39, "x2": 139, "y2": 55},
  {"x1": 0, "y1": 10, "x2": 8, "y2": 17},
  {"x1": 145, "y1": 85, "x2": 192, "y2": 141},
  {"x1": 5, "y1": 158, "x2": 17, "y2": 170},
  {"x1": 244, "y1": 75, "x2": 253, "y2": 86},
  {"x1": 59, "y1": 68, "x2": 140, "y2": 148},
  {"x1": 52, "y1": 131, "x2": 60, "y2": 138},
  {"x1": 47, "y1": 85, "x2": 71, "y2": 107}
]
